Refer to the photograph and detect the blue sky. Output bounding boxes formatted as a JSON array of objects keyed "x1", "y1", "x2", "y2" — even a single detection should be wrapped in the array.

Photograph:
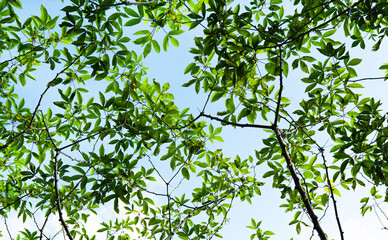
[{"x1": 3, "y1": 0, "x2": 388, "y2": 239}]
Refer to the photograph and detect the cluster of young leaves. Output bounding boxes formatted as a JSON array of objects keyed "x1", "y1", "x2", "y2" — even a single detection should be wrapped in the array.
[{"x1": 2, "y1": 0, "x2": 388, "y2": 239}]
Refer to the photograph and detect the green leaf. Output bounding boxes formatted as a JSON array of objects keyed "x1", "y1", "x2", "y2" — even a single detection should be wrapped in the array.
[
  {"x1": 370, "y1": 186, "x2": 376, "y2": 196},
  {"x1": 303, "y1": 171, "x2": 313, "y2": 179},
  {"x1": 347, "y1": 83, "x2": 363, "y2": 88},
  {"x1": 144, "y1": 42, "x2": 151, "y2": 57},
  {"x1": 182, "y1": 167, "x2": 190, "y2": 180},
  {"x1": 162, "y1": 82, "x2": 170, "y2": 92},
  {"x1": 125, "y1": 18, "x2": 141, "y2": 26},
  {"x1": 152, "y1": 40, "x2": 160, "y2": 53},
  {"x1": 225, "y1": 98, "x2": 235, "y2": 112},
  {"x1": 323, "y1": 29, "x2": 336, "y2": 37},
  {"x1": 300, "y1": 61, "x2": 309, "y2": 73},
  {"x1": 321, "y1": 193, "x2": 329, "y2": 206},
  {"x1": 353, "y1": 25, "x2": 361, "y2": 38},
  {"x1": 169, "y1": 30, "x2": 184, "y2": 35},
  {"x1": 170, "y1": 36, "x2": 179, "y2": 47},
  {"x1": 134, "y1": 35, "x2": 150, "y2": 45},
  {"x1": 282, "y1": 61, "x2": 289, "y2": 77},
  {"x1": 247, "y1": 111, "x2": 256, "y2": 124},
  {"x1": 184, "y1": 63, "x2": 196, "y2": 74},
  {"x1": 125, "y1": 7, "x2": 140, "y2": 17},
  {"x1": 40, "y1": 5, "x2": 48, "y2": 22},
  {"x1": 348, "y1": 58, "x2": 362, "y2": 66},
  {"x1": 163, "y1": 35, "x2": 169, "y2": 51},
  {"x1": 9, "y1": 0, "x2": 22, "y2": 8},
  {"x1": 114, "y1": 198, "x2": 119, "y2": 213},
  {"x1": 211, "y1": 91, "x2": 224, "y2": 102}
]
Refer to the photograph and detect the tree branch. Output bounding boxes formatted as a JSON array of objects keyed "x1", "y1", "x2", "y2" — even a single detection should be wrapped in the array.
[
  {"x1": 89, "y1": 0, "x2": 156, "y2": 7},
  {"x1": 201, "y1": 113, "x2": 272, "y2": 130},
  {"x1": 53, "y1": 152, "x2": 74, "y2": 240},
  {"x1": 274, "y1": 127, "x2": 327, "y2": 240},
  {"x1": 273, "y1": 47, "x2": 283, "y2": 126}
]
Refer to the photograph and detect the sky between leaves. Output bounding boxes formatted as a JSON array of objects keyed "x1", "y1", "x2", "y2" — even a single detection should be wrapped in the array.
[{"x1": 2, "y1": 0, "x2": 388, "y2": 239}]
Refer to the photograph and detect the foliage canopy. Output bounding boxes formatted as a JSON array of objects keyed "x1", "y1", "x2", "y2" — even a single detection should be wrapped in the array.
[{"x1": 1, "y1": 0, "x2": 388, "y2": 239}]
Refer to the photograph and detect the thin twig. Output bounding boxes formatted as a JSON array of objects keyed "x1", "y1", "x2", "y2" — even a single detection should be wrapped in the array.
[
  {"x1": 146, "y1": 155, "x2": 167, "y2": 184},
  {"x1": 349, "y1": 77, "x2": 388, "y2": 82},
  {"x1": 163, "y1": 186, "x2": 242, "y2": 240},
  {"x1": 209, "y1": 193, "x2": 235, "y2": 240},
  {"x1": 4, "y1": 217, "x2": 13, "y2": 240},
  {"x1": 280, "y1": 116, "x2": 330, "y2": 135},
  {"x1": 39, "y1": 212, "x2": 51, "y2": 240},
  {"x1": 89, "y1": 0, "x2": 156, "y2": 7},
  {"x1": 0, "y1": 48, "x2": 35, "y2": 67},
  {"x1": 373, "y1": 198, "x2": 388, "y2": 230},
  {"x1": 320, "y1": 149, "x2": 344, "y2": 240}
]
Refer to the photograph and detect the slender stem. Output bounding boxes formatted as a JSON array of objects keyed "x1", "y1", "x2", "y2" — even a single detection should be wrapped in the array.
[
  {"x1": 321, "y1": 150, "x2": 344, "y2": 240},
  {"x1": 4, "y1": 217, "x2": 13, "y2": 240},
  {"x1": 39, "y1": 212, "x2": 51, "y2": 240},
  {"x1": 350, "y1": 77, "x2": 388, "y2": 82}
]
